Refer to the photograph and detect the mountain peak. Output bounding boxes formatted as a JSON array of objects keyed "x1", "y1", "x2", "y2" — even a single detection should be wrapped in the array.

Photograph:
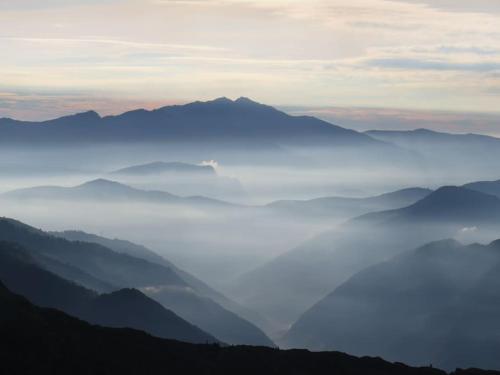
[
  {"x1": 210, "y1": 97, "x2": 234, "y2": 104},
  {"x1": 415, "y1": 239, "x2": 462, "y2": 256},
  {"x1": 414, "y1": 186, "x2": 497, "y2": 206},
  {"x1": 413, "y1": 128, "x2": 437, "y2": 134},
  {"x1": 105, "y1": 288, "x2": 145, "y2": 300},
  {"x1": 110, "y1": 161, "x2": 216, "y2": 176},
  {"x1": 489, "y1": 239, "x2": 500, "y2": 249},
  {"x1": 78, "y1": 179, "x2": 127, "y2": 189},
  {"x1": 61, "y1": 110, "x2": 101, "y2": 121},
  {"x1": 401, "y1": 185, "x2": 500, "y2": 222},
  {"x1": 235, "y1": 97, "x2": 259, "y2": 105}
]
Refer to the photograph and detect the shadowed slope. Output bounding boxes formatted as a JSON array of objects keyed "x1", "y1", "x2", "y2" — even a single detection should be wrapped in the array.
[
  {"x1": 1, "y1": 279, "x2": 489, "y2": 375},
  {"x1": 0, "y1": 242, "x2": 217, "y2": 344},
  {"x1": 0, "y1": 217, "x2": 273, "y2": 346}
]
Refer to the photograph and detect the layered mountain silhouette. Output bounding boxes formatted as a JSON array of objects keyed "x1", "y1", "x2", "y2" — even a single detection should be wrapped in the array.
[
  {"x1": 366, "y1": 128, "x2": 500, "y2": 149},
  {"x1": 2, "y1": 178, "x2": 234, "y2": 207},
  {"x1": 232, "y1": 185, "x2": 500, "y2": 327},
  {"x1": 285, "y1": 239, "x2": 500, "y2": 371},
  {"x1": 52, "y1": 230, "x2": 273, "y2": 335},
  {"x1": 2, "y1": 279, "x2": 493, "y2": 375},
  {"x1": 111, "y1": 161, "x2": 216, "y2": 176},
  {"x1": 267, "y1": 187, "x2": 432, "y2": 220},
  {"x1": 356, "y1": 186, "x2": 500, "y2": 225},
  {"x1": 108, "y1": 161, "x2": 246, "y2": 201},
  {"x1": 0, "y1": 242, "x2": 216, "y2": 344},
  {"x1": 366, "y1": 128, "x2": 500, "y2": 173},
  {"x1": 463, "y1": 179, "x2": 500, "y2": 199},
  {"x1": 0, "y1": 97, "x2": 379, "y2": 147},
  {"x1": 0, "y1": 218, "x2": 273, "y2": 346}
]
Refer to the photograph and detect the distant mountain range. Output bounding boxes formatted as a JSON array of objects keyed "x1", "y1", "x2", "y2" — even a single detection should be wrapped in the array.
[
  {"x1": 266, "y1": 187, "x2": 432, "y2": 220},
  {"x1": 5, "y1": 97, "x2": 500, "y2": 172},
  {"x1": 2, "y1": 178, "x2": 235, "y2": 207},
  {"x1": 0, "y1": 97, "x2": 379, "y2": 148},
  {"x1": 3, "y1": 98, "x2": 500, "y2": 173},
  {"x1": 4, "y1": 278, "x2": 486, "y2": 375},
  {"x1": 232, "y1": 182, "x2": 500, "y2": 328},
  {"x1": 285, "y1": 239, "x2": 500, "y2": 370},
  {"x1": 462, "y1": 179, "x2": 500, "y2": 198},
  {"x1": 366, "y1": 129, "x2": 500, "y2": 172},
  {"x1": 110, "y1": 161, "x2": 216, "y2": 176},
  {"x1": 108, "y1": 161, "x2": 247, "y2": 201},
  {"x1": 366, "y1": 128, "x2": 500, "y2": 148},
  {"x1": 0, "y1": 218, "x2": 273, "y2": 346},
  {"x1": 356, "y1": 185, "x2": 500, "y2": 225}
]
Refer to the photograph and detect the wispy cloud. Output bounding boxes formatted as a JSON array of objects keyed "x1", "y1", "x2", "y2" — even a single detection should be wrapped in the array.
[
  {"x1": 0, "y1": 37, "x2": 226, "y2": 52},
  {"x1": 2, "y1": 0, "x2": 500, "y2": 119},
  {"x1": 392, "y1": 0, "x2": 500, "y2": 14},
  {"x1": 365, "y1": 58, "x2": 500, "y2": 73}
]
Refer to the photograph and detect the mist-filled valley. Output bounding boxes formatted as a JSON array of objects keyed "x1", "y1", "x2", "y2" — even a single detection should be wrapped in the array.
[
  {"x1": 3, "y1": 97, "x2": 500, "y2": 373},
  {"x1": 5, "y1": 0, "x2": 500, "y2": 372}
]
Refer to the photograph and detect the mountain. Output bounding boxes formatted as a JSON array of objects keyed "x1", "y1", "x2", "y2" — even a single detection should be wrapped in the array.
[
  {"x1": 285, "y1": 239, "x2": 500, "y2": 371},
  {"x1": 366, "y1": 128, "x2": 500, "y2": 148},
  {"x1": 267, "y1": 187, "x2": 432, "y2": 220},
  {"x1": 51, "y1": 230, "x2": 274, "y2": 334},
  {"x1": 84, "y1": 288, "x2": 218, "y2": 344},
  {"x1": 463, "y1": 179, "x2": 500, "y2": 199},
  {"x1": 51, "y1": 230, "x2": 170, "y2": 265},
  {"x1": 1, "y1": 280, "x2": 490, "y2": 375},
  {"x1": 3, "y1": 178, "x2": 175, "y2": 201},
  {"x1": 0, "y1": 217, "x2": 273, "y2": 346},
  {"x1": 439, "y1": 243, "x2": 500, "y2": 371},
  {"x1": 110, "y1": 161, "x2": 216, "y2": 176},
  {"x1": 357, "y1": 186, "x2": 500, "y2": 224},
  {"x1": 0, "y1": 98, "x2": 381, "y2": 148},
  {"x1": 365, "y1": 129, "x2": 500, "y2": 174},
  {"x1": 0, "y1": 218, "x2": 187, "y2": 289},
  {"x1": 0, "y1": 242, "x2": 216, "y2": 344},
  {"x1": 108, "y1": 161, "x2": 246, "y2": 201},
  {"x1": 2, "y1": 178, "x2": 234, "y2": 207},
  {"x1": 232, "y1": 186, "x2": 500, "y2": 328}
]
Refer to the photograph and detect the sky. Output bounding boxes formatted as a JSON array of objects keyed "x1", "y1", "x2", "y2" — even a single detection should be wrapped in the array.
[{"x1": 2, "y1": 0, "x2": 500, "y2": 133}]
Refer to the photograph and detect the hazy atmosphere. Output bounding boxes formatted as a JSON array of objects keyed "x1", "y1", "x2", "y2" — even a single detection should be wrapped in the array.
[{"x1": 2, "y1": 1, "x2": 500, "y2": 375}]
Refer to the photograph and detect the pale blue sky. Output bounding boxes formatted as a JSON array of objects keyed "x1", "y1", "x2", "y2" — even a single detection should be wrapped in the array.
[{"x1": 2, "y1": 0, "x2": 500, "y2": 133}]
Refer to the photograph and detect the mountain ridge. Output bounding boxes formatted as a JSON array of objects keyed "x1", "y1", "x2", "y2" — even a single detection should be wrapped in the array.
[
  {"x1": 0, "y1": 217, "x2": 273, "y2": 346},
  {"x1": 0, "y1": 97, "x2": 383, "y2": 147},
  {"x1": 284, "y1": 238, "x2": 500, "y2": 370},
  {"x1": 1, "y1": 278, "x2": 494, "y2": 375},
  {"x1": 0, "y1": 241, "x2": 217, "y2": 344}
]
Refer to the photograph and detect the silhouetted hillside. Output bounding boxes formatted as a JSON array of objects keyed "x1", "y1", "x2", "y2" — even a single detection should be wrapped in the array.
[
  {"x1": 285, "y1": 239, "x2": 500, "y2": 371},
  {"x1": 52, "y1": 230, "x2": 169, "y2": 265},
  {"x1": 3, "y1": 179, "x2": 234, "y2": 207},
  {"x1": 463, "y1": 179, "x2": 500, "y2": 199},
  {"x1": 85, "y1": 288, "x2": 218, "y2": 344},
  {"x1": 267, "y1": 187, "x2": 432, "y2": 219},
  {"x1": 233, "y1": 186, "x2": 500, "y2": 327},
  {"x1": 0, "y1": 218, "x2": 273, "y2": 346},
  {"x1": 0, "y1": 242, "x2": 217, "y2": 344},
  {"x1": 0, "y1": 98, "x2": 380, "y2": 147},
  {"x1": 0, "y1": 218, "x2": 186, "y2": 288},
  {"x1": 1, "y1": 280, "x2": 492, "y2": 375},
  {"x1": 358, "y1": 186, "x2": 500, "y2": 224},
  {"x1": 52, "y1": 230, "x2": 273, "y2": 334}
]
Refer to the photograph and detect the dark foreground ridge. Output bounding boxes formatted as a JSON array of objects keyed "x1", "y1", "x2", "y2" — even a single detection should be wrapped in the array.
[{"x1": 0, "y1": 281, "x2": 496, "y2": 375}]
